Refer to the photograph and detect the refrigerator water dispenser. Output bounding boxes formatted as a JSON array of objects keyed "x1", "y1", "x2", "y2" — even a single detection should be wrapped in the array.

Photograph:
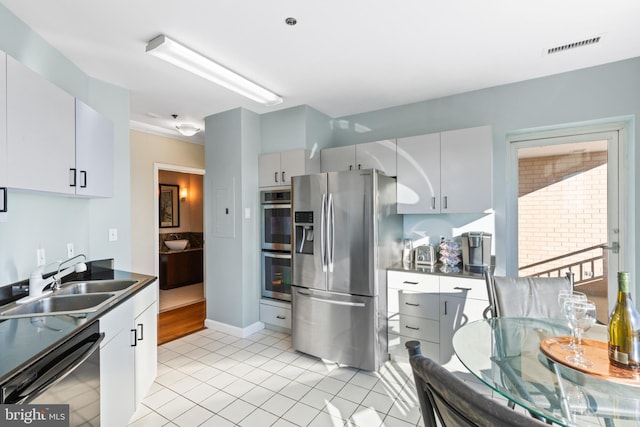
[{"x1": 294, "y1": 211, "x2": 314, "y2": 254}]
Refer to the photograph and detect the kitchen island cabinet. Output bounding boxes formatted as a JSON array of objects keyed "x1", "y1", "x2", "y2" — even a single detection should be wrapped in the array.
[
  {"x1": 397, "y1": 126, "x2": 492, "y2": 214},
  {"x1": 259, "y1": 149, "x2": 319, "y2": 187},
  {"x1": 320, "y1": 139, "x2": 397, "y2": 176},
  {"x1": 387, "y1": 269, "x2": 488, "y2": 370}
]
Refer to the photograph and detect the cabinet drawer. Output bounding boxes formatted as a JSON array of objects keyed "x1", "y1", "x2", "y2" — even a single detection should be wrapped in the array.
[
  {"x1": 387, "y1": 271, "x2": 438, "y2": 293},
  {"x1": 388, "y1": 313, "x2": 439, "y2": 342},
  {"x1": 388, "y1": 332, "x2": 439, "y2": 363},
  {"x1": 439, "y1": 276, "x2": 488, "y2": 301},
  {"x1": 388, "y1": 289, "x2": 439, "y2": 320},
  {"x1": 260, "y1": 303, "x2": 291, "y2": 329}
]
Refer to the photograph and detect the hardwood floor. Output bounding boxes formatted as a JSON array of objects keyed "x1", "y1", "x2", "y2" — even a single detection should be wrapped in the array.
[{"x1": 158, "y1": 300, "x2": 206, "y2": 345}]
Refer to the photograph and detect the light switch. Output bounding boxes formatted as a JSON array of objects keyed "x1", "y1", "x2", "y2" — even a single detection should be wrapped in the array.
[
  {"x1": 245, "y1": 208, "x2": 251, "y2": 219},
  {"x1": 109, "y1": 228, "x2": 118, "y2": 241}
]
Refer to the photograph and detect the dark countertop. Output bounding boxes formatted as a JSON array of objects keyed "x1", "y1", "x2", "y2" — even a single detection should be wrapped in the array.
[
  {"x1": 388, "y1": 262, "x2": 491, "y2": 281},
  {"x1": 0, "y1": 261, "x2": 156, "y2": 384},
  {"x1": 159, "y1": 247, "x2": 204, "y2": 254}
]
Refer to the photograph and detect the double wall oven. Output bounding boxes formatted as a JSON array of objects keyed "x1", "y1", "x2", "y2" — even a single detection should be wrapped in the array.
[{"x1": 261, "y1": 189, "x2": 292, "y2": 301}]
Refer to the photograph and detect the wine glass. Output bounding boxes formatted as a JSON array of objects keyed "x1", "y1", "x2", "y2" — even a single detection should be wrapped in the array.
[
  {"x1": 564, "y1": 300, "x2": 597, "y2": 367},
  {"x1": 558, "y1": 290, "x2": 587, "y2": 350}
]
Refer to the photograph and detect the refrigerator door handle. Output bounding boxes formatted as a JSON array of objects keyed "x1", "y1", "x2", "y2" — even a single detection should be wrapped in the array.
[
  {"x1": 321, "y1": 193, "x2": 327, "y2": 272},
  {"x1": 296, "y1": 290, "x2": 366, "y2": 308},
  {"x1": 328, "y1": 193, "x2": 335, "y2": 273},
  {"x1": 309, "y1": 296, "x2": 365, "y2": 308}
]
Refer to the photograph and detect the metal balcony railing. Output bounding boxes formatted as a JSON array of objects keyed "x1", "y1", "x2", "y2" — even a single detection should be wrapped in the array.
[{"x1": 519, "y1": 243, "x2": 607, "y2": 286}]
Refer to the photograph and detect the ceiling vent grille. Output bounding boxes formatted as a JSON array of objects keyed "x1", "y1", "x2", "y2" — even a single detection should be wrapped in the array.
[{"x1": 547, "y1": 36, "x2": 601, "y2": 54}]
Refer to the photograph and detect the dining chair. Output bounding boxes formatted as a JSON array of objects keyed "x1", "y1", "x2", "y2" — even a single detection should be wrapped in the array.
[
  {"x1": 483, "y1": 270, "x2": 574, "y2": 320},
  {"x1": 482, "y1": 270, "x2": 575, "y2": 418},
  {"x1": 405, "y1": 340, "x2": 546, "y2": 427}
]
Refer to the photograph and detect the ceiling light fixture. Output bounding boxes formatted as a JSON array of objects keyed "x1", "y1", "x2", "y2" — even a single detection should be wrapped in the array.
[
  {"x1": 146, "y1": 35, "x2": 283, "y2": 106},
  {"x1": 175, "y1": 124, "x2": 201, "y2": 137}
]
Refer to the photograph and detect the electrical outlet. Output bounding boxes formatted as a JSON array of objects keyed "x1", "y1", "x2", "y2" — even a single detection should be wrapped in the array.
[
  {"x1": 67, "y1": 243, "x2": 74, "y2": 258},
  {"x1": 36, "y1": 248, "x2": 46, "y2": 266},
  {"x1": 109, "y1": 228, "x2": 118, "y2": 241}
]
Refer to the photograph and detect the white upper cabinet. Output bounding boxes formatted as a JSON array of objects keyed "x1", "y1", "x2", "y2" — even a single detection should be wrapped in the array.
[
  {"x1": 321, "y1": 139, "x2": 397, "y2": 176},
  {"x1": 397, "y1": 133, "x2": 441, "y2": 213},
  {"x1": 0, "y1": 51, "x2": 7, "y2": 188},
  {"x1": 259, "y1": 149, "x2": 319, "y2": 187},
  {"x1": 320, "y1": 145, "x2": 354, "y2": 173},
  {"x1": 397, "y1": 126, "x2": 492, "y2": 214},
  {"x1": 75, "y1": 99, "x2": 114, "y2": 197},
  {"x1": 6, "y1": 56, "x2": 75, "y2": 194},
  {"x1": 356, "y1": 140, "x2": 397, "y2": 176},
  {"x1": 440, "y1": 126, "x2": 492, "y2": 213},
  {"x1": 0, "y1": 51, "x2": 7, "y2": 214}
]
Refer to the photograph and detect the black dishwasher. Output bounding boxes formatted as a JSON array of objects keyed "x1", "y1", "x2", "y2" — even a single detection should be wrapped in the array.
[{"x1": 1, "y1": 320, "x2": 103, "y2": 426}]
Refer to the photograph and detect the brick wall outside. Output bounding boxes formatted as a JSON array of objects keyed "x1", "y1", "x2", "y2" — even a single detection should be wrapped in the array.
[{"x1": 518, "y1": 151, "x2": 607, "y2": 277}]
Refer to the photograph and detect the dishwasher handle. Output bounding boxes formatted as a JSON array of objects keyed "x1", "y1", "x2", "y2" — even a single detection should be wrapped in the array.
[{"x1": 3, "y1": 332, "x2": 104, "y2": 404}]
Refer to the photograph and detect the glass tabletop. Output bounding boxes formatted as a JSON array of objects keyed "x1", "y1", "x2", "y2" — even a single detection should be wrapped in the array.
[{"x1": 452, "y1": 317, "x2": 640, "y2": 426}]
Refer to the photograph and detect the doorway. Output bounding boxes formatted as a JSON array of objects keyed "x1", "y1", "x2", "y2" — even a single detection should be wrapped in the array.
[
  {"x1": 509, "y1": 126, "x2": 626, "y2": 324},
  {"x1": 155, "y1": 165, "x2": 206, "y2": 344}
]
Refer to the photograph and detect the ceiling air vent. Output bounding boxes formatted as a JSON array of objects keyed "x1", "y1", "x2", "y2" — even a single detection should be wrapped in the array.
[{"x1": 547, "y1": 36, "x2": 601, "y2": 54}]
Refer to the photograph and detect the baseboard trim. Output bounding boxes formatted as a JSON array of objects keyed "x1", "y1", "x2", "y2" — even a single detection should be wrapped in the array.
[{"x1": 205, "y1": 318, "x2": 265, "y2": 338}]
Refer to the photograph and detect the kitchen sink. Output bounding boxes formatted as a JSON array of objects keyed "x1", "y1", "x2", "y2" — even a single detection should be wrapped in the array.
[
  {"x1": 55, "y1": 279, "x2": 138, "y2": 296},
  {"x1": 0, "y1": 293, "x2": 117, "y2": 318}
]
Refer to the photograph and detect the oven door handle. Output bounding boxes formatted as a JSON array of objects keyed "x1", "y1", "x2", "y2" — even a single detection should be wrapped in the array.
[{"x1": 3, "y1": 332, "x2": 104, "y2": 404}]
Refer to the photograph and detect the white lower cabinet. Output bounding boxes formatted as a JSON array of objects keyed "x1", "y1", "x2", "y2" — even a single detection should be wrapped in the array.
[
  {"x1": 387, "y1": 271, "x2": 487, "y2": 365},
  {"x1": 260, "y1": 299, "x2": 291, "y2": 331},
  {"x1": 100, "y1": 282, "x2": 158, "y2": 425}
]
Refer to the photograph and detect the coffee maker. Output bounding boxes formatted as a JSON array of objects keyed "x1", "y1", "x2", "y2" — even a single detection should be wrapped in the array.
[{"x1": 461, "y1": 232, "x2": 492, "y2": 272}]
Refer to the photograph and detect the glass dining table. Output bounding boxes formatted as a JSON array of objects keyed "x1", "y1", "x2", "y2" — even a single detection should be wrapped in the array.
[{"x1": 452, "y1": 317, "x2": 640, "y2": 426}]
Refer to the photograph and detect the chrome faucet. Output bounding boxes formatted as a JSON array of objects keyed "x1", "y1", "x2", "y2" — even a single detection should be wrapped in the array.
[
  {"x1": 18, "y1": 254, "x2": 88, "y2": 303},
  {"x1": 53, "y1": 254, "x2": 88, "y2": 291}
]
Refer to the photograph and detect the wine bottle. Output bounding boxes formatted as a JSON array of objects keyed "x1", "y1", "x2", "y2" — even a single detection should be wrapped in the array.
[{"x1": 608, "y1": 272, "x2": 640, "y2": 371}]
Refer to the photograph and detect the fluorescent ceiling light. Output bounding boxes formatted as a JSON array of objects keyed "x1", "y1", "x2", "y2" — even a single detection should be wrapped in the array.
[
  {"x1": 175, "y1": 124, "x2": 201, "y2": 136},
  {"x1": 146, "y1": 35, "x2": 283, "y2": 106}
]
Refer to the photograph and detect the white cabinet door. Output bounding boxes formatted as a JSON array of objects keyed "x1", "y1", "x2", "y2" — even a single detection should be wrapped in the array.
[
  {"x1": 100, "y1": 299, "x2": 136, "y2": 427},
  {"x1": 356, "y1": 139, "x2": 397, "y2": 176},
  {"x1": 396, "y1": 133, "x2": 441, "y2": 214},
  {"x1": 280, "y1": 149, "x2": 310, "y2": 185},
  {"x1": 320, "y1": 145, "x2": 355, "y2": 172},
  {"x1": 0, "y1": 51, "x2": 6, "y2": 188},
  {"x1": 440, "y1": 126, "x2": 492, "y2": 213},
  {"x1": 75, "y1": 100, "x2": 114, "y2": 197},
  {"x1": 439, "y1": 295, "x2": 488, "y2": 371},
  {"x1": 134, "y1": 300, "x2": 158, "y2": 404},
  {"x1": 259, "y1": 149, "x2": 319, "y2": 187},
  {"x1": 0, "y1": 51, "x2": 7, "y2": 216},
  {"x1": 6, "y1": 56, "x2": 75, "y2": 194},
  {"x1": 259, "y1": 152, "x2": 281, "y2": 187}
]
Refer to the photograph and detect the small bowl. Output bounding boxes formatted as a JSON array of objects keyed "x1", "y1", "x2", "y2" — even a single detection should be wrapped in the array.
[{"x1": 165, "y1": 239, "x2": 188, "y2": 251}]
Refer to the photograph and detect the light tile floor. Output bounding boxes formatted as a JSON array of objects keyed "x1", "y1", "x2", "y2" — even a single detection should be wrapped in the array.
[{"x1": 128, "y1": 328, "x2": 423, "y2": 427}]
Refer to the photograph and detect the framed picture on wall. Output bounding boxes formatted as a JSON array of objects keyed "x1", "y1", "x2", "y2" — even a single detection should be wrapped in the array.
[{"x1": 159, "y1": 184, "x2": 180, "y2": 228}]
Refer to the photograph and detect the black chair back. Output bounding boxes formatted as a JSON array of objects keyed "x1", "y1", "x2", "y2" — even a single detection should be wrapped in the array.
[{"x1": 406, "y1": 340, "x2": 545, "y2": 427}]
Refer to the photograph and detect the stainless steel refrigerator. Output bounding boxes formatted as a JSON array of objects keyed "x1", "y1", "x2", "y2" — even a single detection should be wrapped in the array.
[{"x1": 291, "y1": 169, "x2": 402, "y2": 371}]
